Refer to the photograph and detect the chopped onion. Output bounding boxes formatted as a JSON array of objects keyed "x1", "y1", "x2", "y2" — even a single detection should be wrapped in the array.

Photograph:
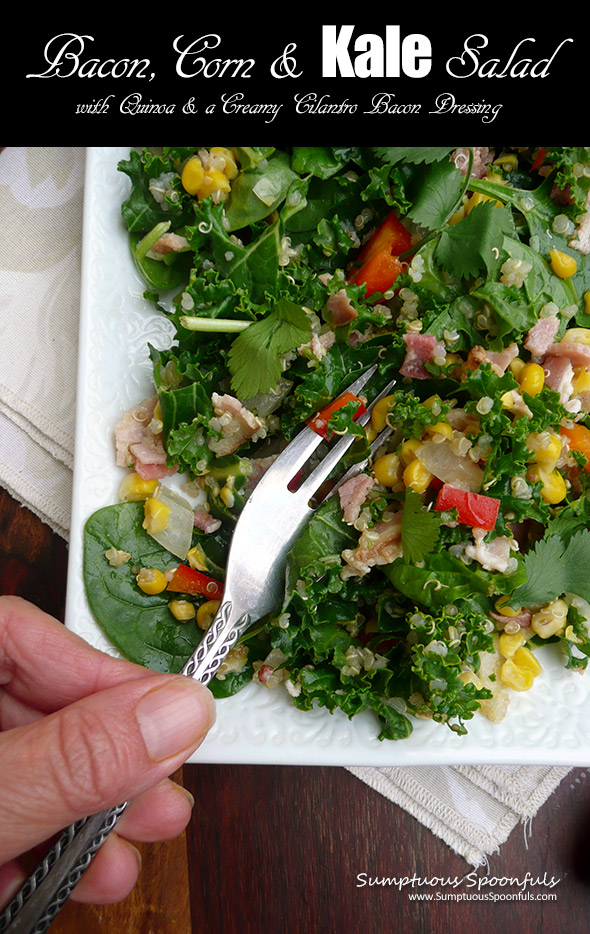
[
  {"x1": 243, "y1": 378, "x2": 293, "y2": 417},
  {"x1": 416, "y1": 439, "x2": 484, "y2": 492},
  {"x1": 147, "y1": 485, "x2": 195, "y2": 559}
]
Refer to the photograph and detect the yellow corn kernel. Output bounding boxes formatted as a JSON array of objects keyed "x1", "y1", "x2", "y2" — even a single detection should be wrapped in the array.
[
  {"x1": 197, "y1": 168, "x2": 231, "y2": 201},
  {"x1": 499, "y1": 631, "x2": 526, "y2": 658},
  {"x1": 373, "y1": 453, "x2": 402, "y2": 487},
  {"x1": 518, "y1": 362, "x2": 545, "y2": 397},
  {"x1": 425, "y1": 421, "x2": 453, "y2": 440},
  {"x1": 561, "y1": 327, "x2": 590, "y2": 346},
  {"x1": 513, "y1": 646, "x2": 543, "y2": 677},
  {"x1": 527, "y1": 465, "x2": 566, "y2": 504},
  {"x1": 572, "y1": 366, "x2": 590, "y2": 394},
  {"x1": 371, "y1": 395, "x2": 395, "y2": 432},
  {"x1": 143, "y1": 497, "x2": 171, "y2": 534},
  {"x1": 402, "y1": 458, "x2": 433, "y2": 494},
  {"x1": 119, "y1": 472, "x2": 159, "y2": 503},
  {"x1": 209, "y1": 147, "x2": 239, "y2": 179},
  {"x1": 499, "y1": 659, "x2": 535, "y2": 692},
  {"x1": 500, "y1": 391, "x2": 514, "y2": 409},
  {"x1": 365, "y1": 424, "x2": 378, "y2": 444},
  {"x1": 136, "y1": 567, "x2": 168, "y2": 595},
  {"x1": 399, "y1": 438, "x2": 421, "y2": 466},
  {"x1": 168, "y1": 599, "x2": 196, "y2": 621},
  {"x1": 422, "y1": 395, "x2": 439, "y2": 410},
  {"x1": 509, "y1": 357, "x2": 526, "y2": 379},
  {"x1": 585, "y1": 291, "x2": 590, "y2": 316},
  {"x1": 494, "y1": 153, "x2": 518, "y2": 172},
  {"x1": 181, "y1": 156, "x2": 205, "y2": 195},
  {"x1": 196, "y1": 599, "x2": 221, "y2": 631},
  {"x1": 550, "y1": 249, "x2": 577, "y2": 279},
  {"x1": 494, "y1": 595, "x2": 523, "y2": 618},
  {"x1": 531, "y1": 598, "x2": 568, "y2": 639},
  {"x1": 527, "y1": 432, "x2": 562, "y2": 469}
]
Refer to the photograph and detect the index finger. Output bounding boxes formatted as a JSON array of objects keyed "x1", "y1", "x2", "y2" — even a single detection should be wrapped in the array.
[{"x1": 0, "y1": 596, "x2": 153, "y2": 711}]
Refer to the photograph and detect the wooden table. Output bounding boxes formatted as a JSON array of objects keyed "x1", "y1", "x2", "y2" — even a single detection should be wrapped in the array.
[{"x1": 1, "y1": 486, "x2": 589, "y2": 933}]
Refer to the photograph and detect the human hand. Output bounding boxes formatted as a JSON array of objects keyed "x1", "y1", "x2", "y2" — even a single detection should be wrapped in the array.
[{"x1": 0, "y1": 595, "x2": 215, "y2": 907}]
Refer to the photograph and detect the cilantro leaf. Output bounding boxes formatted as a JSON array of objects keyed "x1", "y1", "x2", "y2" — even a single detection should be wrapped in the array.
[
  {"x1": 401, "y1": 489, "x2": 442, "y2": 564},
  {"x1": 510, "y1": 530, "x2": 590, "y2": 607},
  {"x1": 435, "y1": 202, "x2": 514, "y2": 279},
  {"x1": 406, "y1": 159, "x2": 464, "y2": 231},
  {"x1": 228, "y1": 298, "x2": 312, "y2": 399}
]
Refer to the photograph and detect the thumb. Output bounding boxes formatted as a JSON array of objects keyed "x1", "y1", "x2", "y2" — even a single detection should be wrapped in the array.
[{"x1": 0, "y1": 673, "x2": 215, "y2": 863}]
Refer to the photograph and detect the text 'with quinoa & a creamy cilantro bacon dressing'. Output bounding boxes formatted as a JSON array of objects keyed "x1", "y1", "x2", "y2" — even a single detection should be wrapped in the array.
[{"x1": 83, "y1": 146, "x2": 590, "y2": 742}]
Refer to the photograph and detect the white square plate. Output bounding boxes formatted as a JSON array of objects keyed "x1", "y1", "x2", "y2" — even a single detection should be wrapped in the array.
[{"x1": 65, "y1": 147, "x2": 590, "y2": 766}]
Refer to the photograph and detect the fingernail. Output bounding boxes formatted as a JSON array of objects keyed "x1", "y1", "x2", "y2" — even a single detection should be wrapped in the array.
[
  {"x1": 170, "y1": 781, "x2": 195, "y2": 808},
  {"x1": 136, "y1": 679, "x2": 215, "y2": 762}
]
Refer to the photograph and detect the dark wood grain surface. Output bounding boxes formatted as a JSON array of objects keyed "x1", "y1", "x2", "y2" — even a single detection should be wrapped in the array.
[{"x1": 1, "y1": 486, "x2": 589, "y2": 933}]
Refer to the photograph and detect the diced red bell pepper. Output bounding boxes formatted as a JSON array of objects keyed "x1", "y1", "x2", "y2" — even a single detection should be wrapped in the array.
[
  {"x1": 560, "y1": 423, "x2": 590, "y2": 470},
  {"x1": 355, "y1": 211, "x2": 413, "y2": 264},
  {"x1": 348, "y1": 247, "x2": 406, "y2": 298},
  {"x1": 530, "y1": 147, "x2": 548, "y2": 172},
  {"x1": 348, "y1": 211, "x2": 412, "y2": 298},
  {"x1": 434, "y1": 484, "x2": 500, "y2": 531},
  {"x1": 306, "y1": 391, "x2": 366, "y2": 440},
  {"x1": 166, "y1": 564, "x2": 224, "y2": 601}
]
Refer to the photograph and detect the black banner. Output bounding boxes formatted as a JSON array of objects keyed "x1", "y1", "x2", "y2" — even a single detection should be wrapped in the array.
[{"x1": 6, "y1": 18, "x2": 581, "y2": 140}]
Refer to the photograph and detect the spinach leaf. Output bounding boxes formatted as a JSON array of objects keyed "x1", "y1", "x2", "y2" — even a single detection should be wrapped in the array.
[
  {"x1": 83, "y1": 503, "x2": 201, "y2": 672},
  {"x1": 285, "y1": 496, "x2": 357, "y2": 593},
  {"x1": 384, "y1": 552, "x2": 493, "y2": 612},
  {"x1": 224, "y1": 151, "x2": 297, "y2": 230}
]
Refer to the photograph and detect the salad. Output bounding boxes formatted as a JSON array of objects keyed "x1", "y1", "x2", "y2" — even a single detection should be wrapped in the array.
[{"x1": 83, "y1": 146, "x2": 590, "y2": 743}]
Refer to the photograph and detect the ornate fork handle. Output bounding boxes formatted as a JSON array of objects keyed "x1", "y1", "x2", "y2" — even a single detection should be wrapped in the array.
[
  {"x1": 0, "y1": 804, "x2": 128, "y2": 934},
  {"x1": 0, "y1": 598, "x2": 249, "y2": 934}
]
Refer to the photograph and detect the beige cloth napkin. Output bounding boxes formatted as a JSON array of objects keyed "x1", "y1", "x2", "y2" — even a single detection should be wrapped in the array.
[{"x1": 0, "y1": 146, "x2": 571, "y2": 868}]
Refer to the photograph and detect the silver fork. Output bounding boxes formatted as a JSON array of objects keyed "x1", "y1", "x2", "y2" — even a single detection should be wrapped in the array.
[{"x1": 0, "y1": 363, "x2": 395, "y2": 934}]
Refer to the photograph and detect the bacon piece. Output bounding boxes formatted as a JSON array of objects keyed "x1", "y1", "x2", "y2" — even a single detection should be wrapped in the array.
[
  {"x1": 400, "y1": 333, "x2": 446, "y2": 380},
  {"x1": 298, "y1": 330, "x2": 336, "y2": 362},
  {"x1": 338, "y1": 473, "x2": 375, "y2": 525},
  {"x1": 114, "y1": 396, "x2": 178, "y2": 479},
  {"x1": 208, "y1": 393, "x2": 266, "y2": 457},
  {"x1": 490, "y1": 610, "x2": 532, "y2": 628},
  {"x1": 151, "y1": 232, "x2": 190, "y2": 254},
  {"x1": 464, "y1": 529, "x2": 514, "y2": 573},
  {"x1": 193, "y1": 510, "x2": 222, "y2": 534},
  {"x1": 341, "y1": 512, "x2": 403, "y2": 578},
  {"x1": 542, "y1": 355, "x2": 574, "y2": 403},
  {"x1": 463, "y1": 342, "x2": 518, "y2": 378},
  {"x1": 135, "y1": 461, "x2": 177, "y2": 481},
  {"x1": 524, "y1": 317, "x2": 560, "y2": 357},
  {"x1": 451, "y1": 147, "x2": 494, "y2": 178},
  {"x1": 544, "y1": 341, "x2": 590, "y2": 368},
  {"x1": 325, "y1": 288, "x2": 358, "y2": 326}
]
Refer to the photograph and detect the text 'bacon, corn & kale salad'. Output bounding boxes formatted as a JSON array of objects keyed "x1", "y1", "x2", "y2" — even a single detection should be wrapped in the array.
[{"x1": 83, "y1": 146, "x2": 590, "y2": 741}]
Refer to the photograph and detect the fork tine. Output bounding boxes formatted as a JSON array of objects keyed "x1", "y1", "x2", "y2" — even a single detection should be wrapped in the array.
[
  {"x1": 325, "y1": 425, "x2": 394, "y2": 503},
  {"x1": 257, "y1": 363, "x2": 380, "y2": 481},
  {"x1": 294, "y1": 374, "x2": 398, "y2": 500}
]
